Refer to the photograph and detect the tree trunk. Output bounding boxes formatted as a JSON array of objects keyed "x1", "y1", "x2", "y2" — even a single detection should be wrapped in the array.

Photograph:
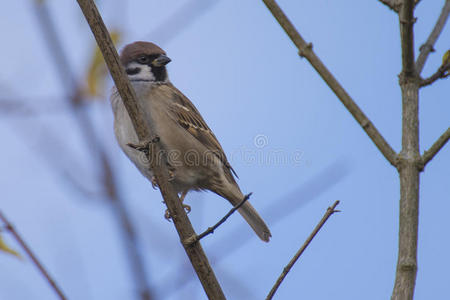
[{"x1": 392, "y1": 80, "x2": 420, "y2": 300}]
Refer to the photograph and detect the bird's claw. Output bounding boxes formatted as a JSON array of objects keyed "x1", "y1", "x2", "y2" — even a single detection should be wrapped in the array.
[
  {"x1": 163, "y1": 204, "x2": 191, "y2": 221},
  {"x1": 126, "y1": 136, "x2": 160, "y2": 154},
  {"x1": 127, "y1": 141, "x2": 150, "y2": 155},
  {"x1": 183, "y1": 203, "x2": 191, "y2": 214},
  {"x1": 164, "y1": 209, "x2": 172, "y2": 221},
  {"x1": 151, "y1": 176, "x2": 158, "y2": 189}
]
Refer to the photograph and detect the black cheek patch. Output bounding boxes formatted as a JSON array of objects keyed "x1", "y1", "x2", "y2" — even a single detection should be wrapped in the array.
[{"x1": 126, "y1": 67, "x2": 141, "y2": 75}]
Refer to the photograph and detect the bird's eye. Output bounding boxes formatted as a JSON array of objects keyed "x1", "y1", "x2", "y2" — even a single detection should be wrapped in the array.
[{"x1": 137, "y1": 56, "x2": 150, "y2": 64}]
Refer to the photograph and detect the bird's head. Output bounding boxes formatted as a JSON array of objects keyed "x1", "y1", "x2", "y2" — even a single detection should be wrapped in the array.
[{"x1": 120, "y1": 41, "x2": 171, "y2": 83}]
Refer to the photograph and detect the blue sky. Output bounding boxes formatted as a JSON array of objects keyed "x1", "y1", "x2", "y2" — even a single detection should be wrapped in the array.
[{"x1": 0, "y1": 1, "x2": 449, "y2": 299}]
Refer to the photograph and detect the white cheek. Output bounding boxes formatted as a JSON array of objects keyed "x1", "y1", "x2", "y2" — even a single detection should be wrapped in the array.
[{"x1": 126, "y1": 62, "x2": 155, "y2": 81}]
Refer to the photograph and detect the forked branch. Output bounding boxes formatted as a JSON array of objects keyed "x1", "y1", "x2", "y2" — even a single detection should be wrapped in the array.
[
  {"x1": 416, "y1": 0, "x2": 450, "y2": 74},
  {"x1": 378, "y1": 0, "x2": 421, "y2": 13},
  {"x1": 189, "y1": 193, "x2": 252, "y2": 244},
  {"x1": 379, "y1": 0, "x2": 402, "y2": 13},
  {"x1": 420, "y1": 62, "x2": 450, "y2": 87},
  {"x1": 262, "y1": 0, "x2": 398, "y2": 167}
]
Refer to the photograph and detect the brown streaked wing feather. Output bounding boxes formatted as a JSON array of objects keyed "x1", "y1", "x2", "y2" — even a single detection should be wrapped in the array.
[{"x1": 163, "y1": 83, "x2": 238, "y2": 181}]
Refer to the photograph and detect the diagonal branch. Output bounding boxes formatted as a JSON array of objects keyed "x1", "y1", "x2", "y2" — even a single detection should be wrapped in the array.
[
  {"x1": 421, "y1": 127, "x2": 450, "y2": 167},
  {"x1": 262, "y1": 0, "x2": 398, "y2": 167},
  {"x1": 0, "y1": 211, "x2": 67, "y2": 300},
  {"x1": 266, "y1": 200, "x2": 340, "y2": 300},
  {"x1": 415, "y1": 0, "x2": 450, "y2": 74},
  {"x1": 159, "y1": 159, "x2": 352, "y2": 299},
  {"x1": 420, "y1": 62, "x2": 450, "y2": 87},
  {"x1": 193, "y1": 193, "x2": 251, "y2": 243},
  {"x1": 33, "y1": 2, "x2": 153, "y2": 299},
  {"x1": 75, "y1": 1, "x2": 226, "y2": 299}
]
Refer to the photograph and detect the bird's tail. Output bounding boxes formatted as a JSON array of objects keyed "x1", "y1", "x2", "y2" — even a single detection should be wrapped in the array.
[
  {"x1": 216, "y1": 186, "x2": 271, "y2": 242},
  {"x1": 237, "y1": 200, "x2": 272, "y2": 242}
]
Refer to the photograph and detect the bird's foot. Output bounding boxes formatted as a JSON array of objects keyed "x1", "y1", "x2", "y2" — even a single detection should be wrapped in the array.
[
  {"x1": 164, "y1": 204, "x2": 191, "y2": 221},
  {"x1": 126, "y1": 136, "x2": 160, "y2": 154},
  {"x1": 164, "y1": 208, "x2": 171, "y2": 221},
  {"x1": 183, "y1": 203, "x2": 191, "y2": 214},
  {"x1": 151, "y1": 176, "x2": 158, "y2": 189}
]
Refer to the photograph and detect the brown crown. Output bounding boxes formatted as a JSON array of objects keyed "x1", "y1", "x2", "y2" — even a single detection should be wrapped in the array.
[{"x1": 120, "y1": 41, "x2": 166, "y2": 65}]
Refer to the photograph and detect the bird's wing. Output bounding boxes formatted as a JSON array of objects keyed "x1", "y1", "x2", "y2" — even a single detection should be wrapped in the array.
[{"x1": 161, "y1": 83, "x2": 238, "y2": 181}]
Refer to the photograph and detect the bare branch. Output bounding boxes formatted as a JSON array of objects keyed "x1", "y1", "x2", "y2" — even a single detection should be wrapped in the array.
[
  {"x1": 33, "y1": 3, "x2": 154, "y2": 298},
  {"x1": 75, "y1": 1, "x2": 226, "y2": 299},
  {"x1": 159, "y1": 159, "x2": 352, "y2": 299},
  {"x1": 378, "y1": 0, "x2": 421, "y2": 13},
  {"x1": 421, "y1": 127, "x2": 450, "y2": 167},
  {"x1": 262, "y1": 0, "x2": 398, "y2": 167},
  {"x1": 392, "y1": 2, "x2": 422, "y2": 299},
  {"x1": 420, "y1": 62, "x2": 450, "y2": 87},
  {"x1": 193, "y1": 193, "x2": 251, "y2": 244},
  {"x1": 416, "y1": 0, "x2": 450, "y2": 74},
  {"x1": 0, "y1": 211, "x2": 67, "y2": 300},
  {"x1": 266, "y1": 201, "x2": 340, "y2": 300},
  {"x1": 378, "y1": 0, "x2": 402, "y2": 12},
  {"x1": 399, "y1": 0, "x2": 416, "y2": 77}
]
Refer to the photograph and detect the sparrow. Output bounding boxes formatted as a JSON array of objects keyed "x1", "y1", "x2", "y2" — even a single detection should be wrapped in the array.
[{"x1": 110, "y1": 41, "x2": 271, "y2": 242}]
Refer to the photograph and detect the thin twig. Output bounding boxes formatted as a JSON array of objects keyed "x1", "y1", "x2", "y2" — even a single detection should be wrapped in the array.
[
  {"x1": 262, "y1": 0, "x2": 398, "y2": 167},
  {"x1": 159, "y1": 159, "x2": 352, "y2": 299},
  {"x1": 193, "y1": 193, "x2": 252, "y2": 243},
  {"x1": 415, "y1": 0, "x2": 450, "y2": 74},
  {"x1": 420, "y1": 62, "x2": 450, "y2": 87},
  {"x1": 421, "y1": 127, "x2": 450, "y2": 167},
  {"x1": 266, "y1": 200, "x2": 340, "y2": 300},
  {"x1": 76, "y1": 1, "x2": 226, "y2": 299},
  {"x1": 0, "y1": 211, "x2": 67, "y2": 300}
]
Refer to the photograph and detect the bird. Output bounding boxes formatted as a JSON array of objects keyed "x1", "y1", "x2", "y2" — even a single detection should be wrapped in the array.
[{"x1": 110, "y1": 41, "x2": 271, "y2": 242}]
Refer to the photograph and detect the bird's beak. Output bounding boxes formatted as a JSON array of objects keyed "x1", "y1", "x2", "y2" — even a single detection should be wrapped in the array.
[{"x1": 152, "y1": 55, "x2": 171, "y2": 67}]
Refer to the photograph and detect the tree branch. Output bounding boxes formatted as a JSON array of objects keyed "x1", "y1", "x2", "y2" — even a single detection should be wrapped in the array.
[
  {"x1": 420, "y1": 62, "x2": 450, "y2": 87},
  {"x1": 192, "y1": 193, "x2": 251, "y2": 244},
  {"x1": 378, "y1": 0, "x2": 421, "y2": 13},
  {"x1": 75, "y1": 1, "x2": 226, "y2": 299},
  {"x1": 262, "y1": 0, "x2": 398, "y2": 167},
  {"x1": 415, "y1": 0, "x2": 450, "y2": 74},
  {"x1": 378, "y1": 0, "x2": 402, "y2": 13},
  {"x1": 399, "y1": 0, "x2": 416, "y2": 77},
  {"x1": 33, "y1": 2, "x2": 153, "y2": 298},
  {"x1": 392, "y1": 2, "x2": 421, "y2": 299},
  {"x1": 0, "y1": 211, "x2": 67, "y2": 300},
  {"x1": 266, "y1": 201, "x2": 340, "y2": 300},
  {"x1": 421, "y1": 127, "x2": 450, "y2": 167}
]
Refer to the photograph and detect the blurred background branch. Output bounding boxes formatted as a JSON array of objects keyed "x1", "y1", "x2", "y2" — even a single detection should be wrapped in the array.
[
  {"x1": 32, "y1": 1, "x2": 153, "y2": 299},
  {"x1": 0, "y1": 211, "x2": 67, "y2": 300}
]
